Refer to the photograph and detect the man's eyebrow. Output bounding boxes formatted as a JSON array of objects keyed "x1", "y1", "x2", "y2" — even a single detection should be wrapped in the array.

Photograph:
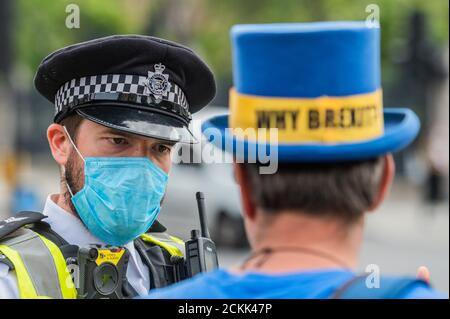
[
  {"x1": 100, "y1": 128, "x2": 134, "y2": 137},
  {"x1": 158, "y1": 140, "x2": 177, "y2": 146},
  {"x1": 100, "y1": 127, "x2": 177, "y2": 146}
]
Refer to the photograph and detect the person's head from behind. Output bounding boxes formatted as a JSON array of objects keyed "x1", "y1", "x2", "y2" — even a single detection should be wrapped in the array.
[{"x1": 234, "y1": 155, "x2": 395, "y2": 258}]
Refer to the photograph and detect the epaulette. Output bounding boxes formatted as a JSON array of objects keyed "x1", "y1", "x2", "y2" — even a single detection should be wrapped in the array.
[{"x1": 0, "y1": 211, "x2": 47, "y2": 240}]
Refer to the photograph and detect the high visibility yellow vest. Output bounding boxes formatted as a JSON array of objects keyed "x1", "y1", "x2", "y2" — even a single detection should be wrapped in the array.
[
  {"x1": 0, "y1": 227, "x2": 77, "y2": 299},
  {"x1": 0, "y1": 213, "x2": 185, "y2": 299}
]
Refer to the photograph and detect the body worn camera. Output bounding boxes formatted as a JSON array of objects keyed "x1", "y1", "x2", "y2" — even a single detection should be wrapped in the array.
[{"x1": 76, "y1": 245, "x2": 129, "y2": 299}]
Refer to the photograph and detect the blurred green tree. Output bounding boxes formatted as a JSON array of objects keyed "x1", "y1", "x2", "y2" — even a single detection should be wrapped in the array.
[{"x1": 12, "y1": 0, "x2": 449, "y2": 103}]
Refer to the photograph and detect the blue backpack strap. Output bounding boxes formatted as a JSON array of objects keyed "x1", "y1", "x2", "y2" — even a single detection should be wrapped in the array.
[{"x1": 331, "y1": 275, "x2": 430, "y2": 299}]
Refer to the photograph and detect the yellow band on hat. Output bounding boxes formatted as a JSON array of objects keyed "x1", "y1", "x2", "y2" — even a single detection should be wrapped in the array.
[{"x1": 229, "y1": 88, "x2": 384, "y2": 143}]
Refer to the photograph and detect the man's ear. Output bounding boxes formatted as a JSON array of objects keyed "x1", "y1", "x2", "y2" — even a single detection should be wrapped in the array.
[
  {"x1": 369, "y1": 154, "x2": 395, "y2": 212},
  {"x1": 233, "y1": 163, "x2": 257, "y2": 221},
  {"x1": 47, "y1": 123, "x2": 71, "y2": 166}
]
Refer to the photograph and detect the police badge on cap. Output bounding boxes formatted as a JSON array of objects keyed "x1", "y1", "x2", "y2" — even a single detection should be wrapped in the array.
[
  {"x1": 143, "y1": 63, "x2": 172, "y2": 100},
  {"x1": 34, "y1": 35, "x2": 216, "y2": 143}
]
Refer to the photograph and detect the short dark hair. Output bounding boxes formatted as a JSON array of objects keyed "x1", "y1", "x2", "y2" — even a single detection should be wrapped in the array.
[
  {"x1": 59, "y1": 113, "x2": 84, "y2": 142},
  {"x1": 243, "y1": 157, "x2": 385, "y2": 223}
]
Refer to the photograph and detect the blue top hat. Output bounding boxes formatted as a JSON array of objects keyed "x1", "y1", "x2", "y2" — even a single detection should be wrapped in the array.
[{"x1": 202, "y1": 22, "x2": 420, "y2": 162}]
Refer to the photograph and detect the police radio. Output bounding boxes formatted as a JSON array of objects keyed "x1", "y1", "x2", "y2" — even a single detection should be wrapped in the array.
[{"x1": 184, "y1": 192, "x2": 219, "y2": 277}]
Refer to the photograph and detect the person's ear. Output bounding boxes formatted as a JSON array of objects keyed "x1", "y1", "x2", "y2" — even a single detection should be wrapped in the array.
[
  {"x1": 47, "y1": 123, "x2": 71, "y2": 166},
  {"x1": 233, "y1": 163, "x2": 257, "y2": 221},
  {"x1": 369, "y1": 154, "x2": 395, "y2": 212}
]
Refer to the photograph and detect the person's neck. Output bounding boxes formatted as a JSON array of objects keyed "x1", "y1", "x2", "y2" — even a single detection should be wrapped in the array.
[
  {"x1": 52, "y1": 192, "x2": 77, "y2": 217},
  {"x1": 235, "y1": 210, "x2": 364, "y2": 274}
]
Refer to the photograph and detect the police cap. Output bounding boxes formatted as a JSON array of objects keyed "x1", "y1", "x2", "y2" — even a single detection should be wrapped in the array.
[{"x1": 34, "y1": 35, "x2": 216, "y2": 143}]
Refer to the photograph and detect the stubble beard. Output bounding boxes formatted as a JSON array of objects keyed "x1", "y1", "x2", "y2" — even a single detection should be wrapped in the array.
[{"x1": 63, "y1": 148, "x2": 84, "y2": 218}]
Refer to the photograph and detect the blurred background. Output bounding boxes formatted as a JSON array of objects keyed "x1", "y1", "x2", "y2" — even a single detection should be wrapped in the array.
[{"x1": 0, "y1": 0, "x2": 448, "y2": 293}]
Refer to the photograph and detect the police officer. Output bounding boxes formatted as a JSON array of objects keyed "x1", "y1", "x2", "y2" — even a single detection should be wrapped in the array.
[{"x1": 0, "y1": 35, "x2": 215, "y2": 298}]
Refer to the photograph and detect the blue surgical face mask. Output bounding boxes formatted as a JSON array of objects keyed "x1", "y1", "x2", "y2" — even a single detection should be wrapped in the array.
[{"x1": 63, "y1": 127, "x2": 169, "y2": 246}]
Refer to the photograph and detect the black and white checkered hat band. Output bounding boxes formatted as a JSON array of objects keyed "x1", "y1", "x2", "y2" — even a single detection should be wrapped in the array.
[{"x1": 54, "y1": 74, "x2": 189, "y2": 115}]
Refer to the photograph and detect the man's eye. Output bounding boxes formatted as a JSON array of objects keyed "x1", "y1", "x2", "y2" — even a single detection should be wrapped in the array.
[
  {"x1": 109, "y1": 137, "x2": 128, "y2": 145},
  {"x1": 156, "y1": 144, "x2": 171, "y2": 154}
]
